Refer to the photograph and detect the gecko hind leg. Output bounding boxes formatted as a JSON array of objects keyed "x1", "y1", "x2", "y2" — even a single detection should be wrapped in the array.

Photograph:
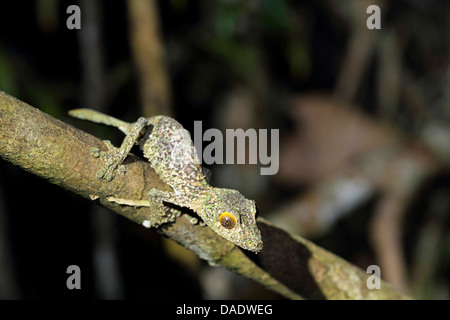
[
  {"x1": 106, "y1": 190, "x2": 181, "y2": 228},
  {"x1": 107, "y1": 189, "x2": 202, "y2": 227},
  {"x1": 146, "y1": 188, "x2": 185, "y2": 226},
  {"x1": 90, "y1": 140, "x2": 126, "y2": 180},
  {"x1": 147, "y1": 188, "x2": 203, "y2": 226},
  {"x1": 96, "y1": 117, "x2": 148, "y2": 181}
]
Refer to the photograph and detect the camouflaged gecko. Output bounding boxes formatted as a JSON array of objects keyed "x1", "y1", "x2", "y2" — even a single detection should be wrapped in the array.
[{"x1": 69, "y1": 109, "x2": 263, "y2": 253}]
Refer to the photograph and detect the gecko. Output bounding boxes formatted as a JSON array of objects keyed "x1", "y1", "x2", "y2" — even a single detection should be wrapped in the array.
[{"x1": 69, "y1": 109, "x2": 263, "y2": 253}]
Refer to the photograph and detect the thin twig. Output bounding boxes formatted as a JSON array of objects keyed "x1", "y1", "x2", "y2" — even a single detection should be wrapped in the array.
[{"x1": 126, "y1": 0, "x2": 173, "y2": 117}]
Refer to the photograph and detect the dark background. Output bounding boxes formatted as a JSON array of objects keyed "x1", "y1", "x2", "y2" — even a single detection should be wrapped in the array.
[{"x1": 0, "y1": 0, "x2": 449, "y2": 299}]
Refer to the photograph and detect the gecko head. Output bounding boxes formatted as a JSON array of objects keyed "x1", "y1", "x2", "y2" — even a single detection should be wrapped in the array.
[{"x1": 201, "y1": 188, "x2": 263, "y2": 253}]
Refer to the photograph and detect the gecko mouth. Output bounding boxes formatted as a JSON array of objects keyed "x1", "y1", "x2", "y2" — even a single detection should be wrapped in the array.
[{"x1": 242, "y1": 237, "x2": 263, "y2": 253}]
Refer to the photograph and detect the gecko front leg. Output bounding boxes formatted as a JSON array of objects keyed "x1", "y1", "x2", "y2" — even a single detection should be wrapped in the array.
[
  {"x1": 96, "y1": 117, "x2": 148, "y2": 181},
  {"x1": 107, "y1": 189, "x2": 200, "y2": 227},
  {"x1": 107, "y1": 189, "x2": 183, "y2": 227}
]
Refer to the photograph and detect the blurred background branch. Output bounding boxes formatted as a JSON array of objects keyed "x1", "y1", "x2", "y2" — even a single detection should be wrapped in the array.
[
  {"x1": 127, "y1": 0, "x2": 173, "y2": 116},
  {"x1": 0, "y1": 0, "x2": 448, "y2": 299}
]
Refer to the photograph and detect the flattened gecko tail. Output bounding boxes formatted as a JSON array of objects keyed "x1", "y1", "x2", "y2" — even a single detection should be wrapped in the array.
[{"x1": 68, "y1": 108, "x2": 131, "y2": 134}]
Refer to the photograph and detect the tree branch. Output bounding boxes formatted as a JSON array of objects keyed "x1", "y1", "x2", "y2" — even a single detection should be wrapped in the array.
[{"x1": 0, "y1": 91, "x2": 410, "y2": 299}]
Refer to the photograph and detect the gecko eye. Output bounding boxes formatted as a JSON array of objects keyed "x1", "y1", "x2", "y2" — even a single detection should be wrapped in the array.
[{"x1": 219, "y1": 212, "x2": 236, "y2": 229}]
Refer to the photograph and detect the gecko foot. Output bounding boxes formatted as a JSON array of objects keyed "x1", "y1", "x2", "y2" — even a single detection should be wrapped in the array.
[
  {"x1": 92, "y1": 140, "x2": 127, "y2": 181},
  {"x1": 148, "y1": 188, "x2": 182, "y2": 226},
  {"x1": 183, "y1": 215, "x2": 205, "y2": 226},
  {"x1": 185, "y1": 216, "x2": 199, "y2": 225},
  {"x1": 90, "y1": 147, "x2": 101, "y2": 158}
]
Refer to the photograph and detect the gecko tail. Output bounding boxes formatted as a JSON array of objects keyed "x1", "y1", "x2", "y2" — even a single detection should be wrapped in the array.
[{"x1": 68, "y1": 108, "x2": 131, "y2": 134}]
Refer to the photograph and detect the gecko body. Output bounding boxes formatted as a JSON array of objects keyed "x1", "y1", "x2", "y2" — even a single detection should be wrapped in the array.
[{"x1": 69, "y1": 109, "x2": 263, "y2": 253}]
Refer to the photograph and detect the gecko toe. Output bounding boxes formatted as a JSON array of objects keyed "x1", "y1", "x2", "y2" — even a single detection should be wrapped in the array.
[
  {"x1": 118, "y1": 164, "x2": 126, "y2": 175},
  {"x1": 89, "y1": 147, "x2": 100, "y2": 158}
]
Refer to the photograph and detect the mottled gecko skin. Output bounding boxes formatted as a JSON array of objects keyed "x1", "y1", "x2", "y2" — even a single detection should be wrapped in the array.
[{"x1": 69, "y1": 109, "x2": 263, "y2": 253}]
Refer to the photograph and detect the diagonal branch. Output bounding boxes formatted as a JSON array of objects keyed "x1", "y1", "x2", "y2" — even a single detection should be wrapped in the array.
[{"x1": 0, "y1": 91, "x2": 410, "y2": 299}]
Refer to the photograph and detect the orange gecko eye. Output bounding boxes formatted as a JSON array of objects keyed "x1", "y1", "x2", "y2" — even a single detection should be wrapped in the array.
[{"x1": 219, "y1": 212, "x2": 236, "y2": 229}]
